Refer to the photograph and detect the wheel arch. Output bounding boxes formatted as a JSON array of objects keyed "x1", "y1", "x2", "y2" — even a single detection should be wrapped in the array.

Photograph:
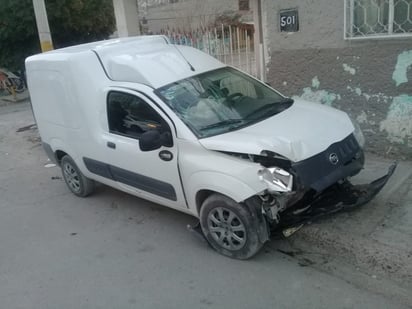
[
  {"x1": 195, "y1": 189, "x2": 215, "y2": 216},
  {"x1": 45, "y1": 138, "x2": 77, "y2": 165},
  {"x1": 55, "y1": 150, "x2": 68, "y2": 164},
  {"x1": 188, "y1": 171, "x2": 266, "y2": 216}
]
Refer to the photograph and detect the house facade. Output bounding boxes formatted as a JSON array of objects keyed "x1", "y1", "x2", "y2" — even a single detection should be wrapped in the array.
[
  {"x1": 262, "y1": 0, "x2": 412, "y2": 159},
  {"x1": 140, "y1": 0, "x2": 252, "y2": 33}
]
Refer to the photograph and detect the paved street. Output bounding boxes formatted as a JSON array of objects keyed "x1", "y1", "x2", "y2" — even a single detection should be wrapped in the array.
[{"x1": 0, "y1": 102, "x2": 410, "y2": 309}]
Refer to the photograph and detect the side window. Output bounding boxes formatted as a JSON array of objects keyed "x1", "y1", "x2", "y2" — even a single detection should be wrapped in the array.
[{"x1": 107, "y1": 91, "x2": 170, "y2": 139}]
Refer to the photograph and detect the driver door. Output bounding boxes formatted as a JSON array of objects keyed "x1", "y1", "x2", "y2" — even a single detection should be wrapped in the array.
[{"x1": 99, "y1": 89, "x2": 186, "y2": 209}]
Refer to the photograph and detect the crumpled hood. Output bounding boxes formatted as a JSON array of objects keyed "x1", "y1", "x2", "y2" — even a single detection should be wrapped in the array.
[{"x1": 199, "y1": 99, "x2": 355, "y2": 162}]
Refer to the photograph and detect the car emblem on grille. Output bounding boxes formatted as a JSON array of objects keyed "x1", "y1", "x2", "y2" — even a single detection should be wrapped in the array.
[{"x1": 329, "y1": 153, "x2": 339, "y2": 165}]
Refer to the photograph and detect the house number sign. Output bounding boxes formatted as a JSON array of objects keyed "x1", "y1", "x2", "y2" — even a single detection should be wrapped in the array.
[{"x1": 280, "y1": 8, "x2": 299, "y2": 32}]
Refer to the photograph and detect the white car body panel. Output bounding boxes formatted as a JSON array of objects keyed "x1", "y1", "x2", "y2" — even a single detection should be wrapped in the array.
[
  {"x1": 96, "y1": 40, "x2": 225, "y2": 88},
  {"x1": 176, "y1": 139, "x2": 267, "y2": 215},
  {"x1": 199, "y1": 99, "x2": 355, "y2": 162}
]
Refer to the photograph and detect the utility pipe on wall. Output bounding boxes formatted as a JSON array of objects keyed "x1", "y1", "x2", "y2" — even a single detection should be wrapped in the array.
[
  {"x1": 32, "y1": 0, "x2": 54, "y2": 52},
  {"x1": 252, "y1": 0, "x2": 266, "y2": 81},
  {"x1": 113, "y1": 0, "x2": 141, "y2": 37}
]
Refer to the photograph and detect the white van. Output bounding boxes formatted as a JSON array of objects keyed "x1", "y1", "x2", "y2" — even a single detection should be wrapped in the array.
[{"x1": 25, "y1": 36, "x2": 395, "y2": 259}]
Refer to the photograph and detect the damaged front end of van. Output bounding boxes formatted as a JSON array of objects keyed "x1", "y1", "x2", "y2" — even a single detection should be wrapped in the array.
[
  {"x1": 195, "y1": 131, "x2": 397, "y2": 242},
  {"x1": 247, "y1": 141, "x2": 397, "y2": 233}
]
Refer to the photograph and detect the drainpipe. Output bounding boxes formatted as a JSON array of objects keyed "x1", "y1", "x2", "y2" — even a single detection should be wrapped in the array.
[
  {"x1": 113, "y1": 0, "x2": 141, "y2": 37},
  {"x1": 252, "y1": 0, "x2": 266, "y2": 81},
  {"x1": 32, "y1": 0, "x2": 54, "y2": 52}
]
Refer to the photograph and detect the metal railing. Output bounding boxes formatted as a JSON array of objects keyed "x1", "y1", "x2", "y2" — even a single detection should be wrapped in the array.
[{"x1": 160, "y1": 25, "x2": 257, "y2": 76}]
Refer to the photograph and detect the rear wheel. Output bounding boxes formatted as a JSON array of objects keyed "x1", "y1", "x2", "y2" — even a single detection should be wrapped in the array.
[
  {"x1": 200, "y1": 194, "x2": 264, "y2": 259},
  {"x1": 61, "y1": 155, "x2": 94, "y2": 197}
]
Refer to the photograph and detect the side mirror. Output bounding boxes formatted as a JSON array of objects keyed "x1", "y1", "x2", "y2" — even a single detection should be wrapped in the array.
[
  {"x1": 139, "y1": 130, "x2": 173, "y2": 152},
  {"x1": 160, "y1": 131, "x2": 173, "y2": 147}
]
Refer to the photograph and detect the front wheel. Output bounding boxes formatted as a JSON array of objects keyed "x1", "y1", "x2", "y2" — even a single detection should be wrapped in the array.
[
  {"x1": 61, "y1": 155, "x2": 95, "y2": 197},
  {"x1": 200, "y1": 194, "x2": 264, "y2": 259}
]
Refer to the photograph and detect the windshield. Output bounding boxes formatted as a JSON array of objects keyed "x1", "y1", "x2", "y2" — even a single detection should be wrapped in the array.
[{"x1": 156, "y1": 67, "x2": 293, "y2": 138}]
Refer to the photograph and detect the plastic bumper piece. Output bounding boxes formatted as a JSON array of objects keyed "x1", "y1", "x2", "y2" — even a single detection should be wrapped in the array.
[{"x1": 278, "y1": 162, "x2": 397, "y2": 229}]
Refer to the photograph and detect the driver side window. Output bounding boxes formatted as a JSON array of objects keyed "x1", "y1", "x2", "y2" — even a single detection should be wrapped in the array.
[{"x1": 107, "y1": 91, "x2": 169, "y2": 139}]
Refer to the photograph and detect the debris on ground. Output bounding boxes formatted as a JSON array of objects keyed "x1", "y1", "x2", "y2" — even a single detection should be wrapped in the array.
[
  {"x1": 277, "y1": 248, "x2": 302, "y2": 257},
  {"x1": 16, "y1": 124, "x2": 36, "y2": 132},
  {"x1": 282, "y1": 224, "x2": 304, "y2": 237},
  {"x1": 187, "y1": 222, "x2": 207, "y2": 242}
]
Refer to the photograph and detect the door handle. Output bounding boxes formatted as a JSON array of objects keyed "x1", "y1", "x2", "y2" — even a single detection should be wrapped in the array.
[
  {"x1": 107, "y1": 141, "x2": 116, "y2": 149},
  {"x1": 159, "y1": 150, "x2": 173, "y2": 161}
]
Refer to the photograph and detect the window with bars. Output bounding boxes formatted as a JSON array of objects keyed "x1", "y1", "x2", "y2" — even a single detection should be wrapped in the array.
[{"x1": 344, "y1": 0, "x2": 412, "y2": 39}]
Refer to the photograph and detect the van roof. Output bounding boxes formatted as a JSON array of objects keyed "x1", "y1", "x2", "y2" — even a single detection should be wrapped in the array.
[{"x1": 26, "y1": 35, "x2": 225, "y2": 88}]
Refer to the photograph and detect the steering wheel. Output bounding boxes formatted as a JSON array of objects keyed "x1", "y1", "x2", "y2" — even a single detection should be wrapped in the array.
[
  {"x1": 223, "y1": 92, "x2": 244, "y2": 108},
  {"x1": 226, "y1": 92, "x2": 243, "y2": 101}
]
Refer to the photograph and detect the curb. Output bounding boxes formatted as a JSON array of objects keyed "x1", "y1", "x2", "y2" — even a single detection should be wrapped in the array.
[
  {"x1": 0, "y1": 99, "x2": 29, "y2": 107},
  {"x1": 0, "y1": 91, "x2": 30, "y2": 107}
]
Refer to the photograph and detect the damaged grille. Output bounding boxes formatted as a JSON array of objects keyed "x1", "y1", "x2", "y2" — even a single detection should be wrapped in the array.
[
  {"x1": 292, "y1": 134, "x2": 363, "y2": 192},
  {"x1": 336, "y1": 135, "x2": 359, "y2": 163}
]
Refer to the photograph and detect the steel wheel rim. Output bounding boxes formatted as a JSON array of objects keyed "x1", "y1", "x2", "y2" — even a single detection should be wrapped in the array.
[
  {"x1": 63, "y1": 162, "x2": 81, "y2": 193},
  {"x1": 207, "y1": 207, "x2": 246, "y2": 250}
]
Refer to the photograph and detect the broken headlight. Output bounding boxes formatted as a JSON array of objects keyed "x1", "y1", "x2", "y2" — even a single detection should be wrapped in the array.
[
  {"x1": 350, "y1": 117, "x2": 365, "y2": 148},
  {"x1": 258, "y1": 167, "x2": 293, "y2": 193}
]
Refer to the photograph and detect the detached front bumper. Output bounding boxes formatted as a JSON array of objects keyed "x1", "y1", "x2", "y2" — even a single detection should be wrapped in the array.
[{"x1": 278, "y1": 162, "x2": 397, "y2": 229}]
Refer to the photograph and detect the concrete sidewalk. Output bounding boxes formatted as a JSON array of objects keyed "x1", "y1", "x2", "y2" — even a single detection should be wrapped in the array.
[{"x1": 289, "y1": 154, "x2": 412, "y2": 290}]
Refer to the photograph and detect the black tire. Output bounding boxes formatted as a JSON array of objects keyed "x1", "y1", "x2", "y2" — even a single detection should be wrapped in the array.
[
  {"x1": 61, "y1": 155, "x2": 95, "y2": 197},
  {"x1": 200, "y1": 194, "x2": 264, "y2": 259}
]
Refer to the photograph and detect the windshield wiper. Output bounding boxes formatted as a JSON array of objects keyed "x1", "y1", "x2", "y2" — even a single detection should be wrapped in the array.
[
  {"x1": 200, "y1": 119, "x2": 244, "y2": 131},
  {"x1": 246, "y1": 98, "x2": 294, "y2": 120}
]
